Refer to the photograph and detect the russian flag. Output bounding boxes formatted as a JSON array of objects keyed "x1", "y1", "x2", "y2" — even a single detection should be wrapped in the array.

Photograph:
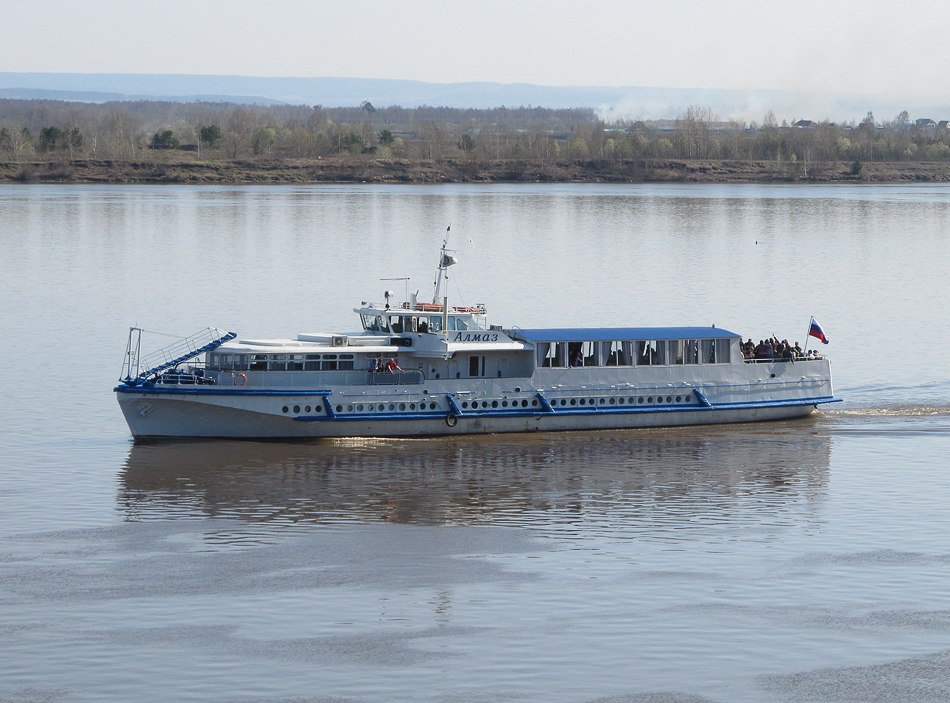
[{"x1": 809, "y1": 318, "x2": 830, "y2": 345}]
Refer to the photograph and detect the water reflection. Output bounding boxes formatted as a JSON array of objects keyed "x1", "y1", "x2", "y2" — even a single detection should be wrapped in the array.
[{"x1": 120, "y1": 421, "x2": 831, "y2": 536}]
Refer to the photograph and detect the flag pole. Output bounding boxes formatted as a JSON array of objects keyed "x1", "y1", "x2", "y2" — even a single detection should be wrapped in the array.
[{"x1": 803, "y1": 316, "x2": 813, "y2": 355}]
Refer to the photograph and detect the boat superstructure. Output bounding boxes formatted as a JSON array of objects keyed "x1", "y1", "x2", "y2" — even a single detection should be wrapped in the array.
[{"x1": 115, "y1": 233, "x2": 838, "y2": 439}]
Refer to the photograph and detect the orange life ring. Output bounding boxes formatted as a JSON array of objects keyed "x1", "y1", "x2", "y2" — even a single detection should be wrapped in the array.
[{"x1": 234, "y1": 372, "x2": 247, "y2": 386}]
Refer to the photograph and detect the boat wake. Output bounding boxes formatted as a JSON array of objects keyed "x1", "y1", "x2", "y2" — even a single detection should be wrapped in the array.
[{"x1": 828, "y1": 404, "x2": 950, "y2": 418}]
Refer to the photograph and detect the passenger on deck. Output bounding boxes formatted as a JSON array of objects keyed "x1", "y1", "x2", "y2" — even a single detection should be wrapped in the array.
[
  {"x1": 570, "y1": 350, "x2": 584, "y2": 367},
  {"x1": 369, "y1": 356, "x2": 380, "y2": 373},
  {"x1": 385, "y1": 357, "x2": 402, "y2": 373},
  {"x1": 418, "y1": 320, "x2": 429, "y2": 333}
]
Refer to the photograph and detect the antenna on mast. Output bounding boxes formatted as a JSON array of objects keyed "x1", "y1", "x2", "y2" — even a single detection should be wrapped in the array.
[{"x1": 432, "y1": 224, "x2": 457, "y2": 304}]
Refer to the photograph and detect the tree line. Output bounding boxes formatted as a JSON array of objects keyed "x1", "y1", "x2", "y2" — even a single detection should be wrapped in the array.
[{"x1": 2, "y1": 98, "x2": 950, "y2": 166}]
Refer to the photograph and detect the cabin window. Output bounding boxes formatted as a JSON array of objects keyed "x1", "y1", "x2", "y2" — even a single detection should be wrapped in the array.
[
  {"x1": 210, "y1": 353, "x2": 248, "y2": 370},
  {"x1": 671, "y1": 340, "x2": 684, "y2": 364},
  {"x1": 566, "y1": 341, "x2": 597, "y2": 367},
  {"x1": 717, "y1": 339, "x2": 731, "y2": 363},
  {"x1": 537, "y1": 342, "x2": 550, "y2": 367},
  {"x1": 568, "y1": 343, "x2": 582, "y2": 367},
  {"x1": 637, "y1": 341, "x2": 659, "y2": 366},
  {"x1": 582, "y1": 341, "x2": 598, "y2": 366},
  {"x1": 539, "y1": 342, "x2": 566, "y2": 367},
  {"x1": 364, "y1": 315, "x2": 389, "y2": 332},
  {"x1": 288, "y1": 354, "x2": 304, "y2": 371},
  {"x1": 701, "y1": 339, "x2": 727, "y2": 364},
  {"x1": 427, "y1": 315, "x2": 442, "y2": 332},
  {"x1": 250, "y1": 354, "x2": 268, "y2": 371},
  {"x1": 604, "y1": 341, "x2": 629, "y2": 366},
  {"x1": 684, "y1": 340, "x2": 699, "y2": 364}
]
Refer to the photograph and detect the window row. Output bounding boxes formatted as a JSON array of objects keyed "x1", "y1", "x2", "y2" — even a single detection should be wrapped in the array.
[
  {"x1": 210, "y1": 352, "x2": 356, "y2": 371},
  {"x1": 537, "y1": 339, "x2": 732, "y2": 368},
  {"x1": 361, "y1": 313, "x2": 471, "y2": 334}
]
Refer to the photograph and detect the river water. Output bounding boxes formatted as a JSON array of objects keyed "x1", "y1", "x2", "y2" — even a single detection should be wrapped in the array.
[{"x1": 1, "y1": 183, "x2": 949, "y2": 702}]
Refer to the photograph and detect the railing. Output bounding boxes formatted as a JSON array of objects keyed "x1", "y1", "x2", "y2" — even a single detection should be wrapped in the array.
[
  {"x1": 121, "y1": 327, "x2": 236, "y2": 384},
  {"x1": 367, "y1": 369, "x2": 424, "y2": 385},
  {"x1": 743, "y1": 356, "x2": 824, "y2": 363},
  {"x1": 154, "y1": 371, "x2": 216, "y2": 386}
]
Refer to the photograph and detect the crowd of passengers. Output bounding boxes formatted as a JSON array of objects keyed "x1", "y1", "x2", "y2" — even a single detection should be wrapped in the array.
[{"x1": 742, "y1": 337, "x2": 822, "y2": 362}]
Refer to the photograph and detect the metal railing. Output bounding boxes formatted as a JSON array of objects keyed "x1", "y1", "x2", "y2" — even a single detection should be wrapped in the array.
[
  {"x1": 121, "y1": 327, "x2": 236, "y2": 383},
  {"x1": 367, "y1": 369, "x2": 424, "y2": 385}
]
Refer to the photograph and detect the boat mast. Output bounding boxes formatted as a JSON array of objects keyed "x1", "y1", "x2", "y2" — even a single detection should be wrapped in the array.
[{"x1": 432, "y1": 224, "x2": 457, "y2": 304}]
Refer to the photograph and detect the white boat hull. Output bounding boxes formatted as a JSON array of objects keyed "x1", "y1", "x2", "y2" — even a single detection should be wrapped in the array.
[{"x1": 117, "y1": 374, "x2": 834, "y2": 440}]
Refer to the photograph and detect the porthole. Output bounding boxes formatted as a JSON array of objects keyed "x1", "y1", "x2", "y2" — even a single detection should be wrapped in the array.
[
  {"x1": 293, "y1": 405, "x2": 300, "y2": 413},
  {"x1": 399, "y1": 403, "x2": 406, "y2": 411},
  {"x1": 629, "y1": 397, "x2": 636, "y2": 404},
  {"x1": 522, "y1": 399, "x2": 529, "y2": 407},
  {"x1": 579, "y1": 398, "x2": 586, "y2": 406},
  {"x1": 347, "y1": 404, "x2": 354, "y2": 412},
  {"x1": 656, "y1": 397, "x2": 663, "y2": 404},
  {"x1": 666, "y1": 396, "x2": 673, "y2": 403},
  {"x1": 675, "y1": 395, "x2": 682, "y2": 403},
  {"x1": 502, "y1": 400, "x2": 508, "y2": 407},
  {"x1": 410, "y1": 403, "x2": 416, "y2": 410},
  {"x1": 589, "y1": 399, "x2": 595, "y2": 406},
  {"x1": 462, "y1": 401, "x2": 469, "y2": 409},
  {"x1": 282, "y1": 405, "x2": 289, "y2": 413},
  {"x1": 357, "y1": 404, "x2": 364, "y2": 411},
  {"x1": 335, "y1": 405, "x2": 343, "y2": 412},
  {"x1": 388, "y1": 404, "x2": 395, "y2": 411},
  {"x1": 600, "y1": 398, "x2": 606, "y2": 405},
  {"x1": 305, "y1": 405, "x2": 311, "y2": 413},
  {"x1": 569, "y1": 399, "x2": 576, "y2": 406},
  {"x1": 491, "y1": 400, "x2": 498, "y2": 408},
  {"x1": 532, "y1": 400, "x2": 539, "y2": 407},
  {"x1": 430, "y1": 402, "x2": 437, "y2": 410}
]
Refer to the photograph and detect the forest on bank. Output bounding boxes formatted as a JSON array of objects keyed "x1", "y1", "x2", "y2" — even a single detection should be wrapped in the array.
[{"x1": 3, "y1": 98, "x2": 950, "y2": 182}]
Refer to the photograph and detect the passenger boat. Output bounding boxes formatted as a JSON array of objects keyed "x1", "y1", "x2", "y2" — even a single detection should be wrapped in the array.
[{"x1": 115, "y1": 232, "x2": 839, "y2": 440}]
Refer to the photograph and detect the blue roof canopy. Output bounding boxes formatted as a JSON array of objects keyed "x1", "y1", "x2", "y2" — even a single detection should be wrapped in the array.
[{"x1": 511, "y1": 326, "x2": 740, "y2": 343}]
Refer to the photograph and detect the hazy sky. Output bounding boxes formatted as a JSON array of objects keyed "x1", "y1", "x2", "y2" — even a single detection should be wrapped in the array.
[{"x1": 3, "y1": 0, "x2": 948, "y2": 98}]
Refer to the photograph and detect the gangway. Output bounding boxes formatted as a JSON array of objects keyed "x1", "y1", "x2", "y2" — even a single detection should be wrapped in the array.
[{"x1": 120, "y1": 327, "x2": 237, "y2": 386}]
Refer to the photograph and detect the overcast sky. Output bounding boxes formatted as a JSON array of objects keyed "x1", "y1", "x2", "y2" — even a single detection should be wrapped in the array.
[{"x1": 2, "y1": 0, "x2": 947, "y2": 99}]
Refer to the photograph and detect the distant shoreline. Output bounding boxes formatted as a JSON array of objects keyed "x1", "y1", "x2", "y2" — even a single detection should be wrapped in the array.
[{"x1": 3, "y1": 157, "x2": 950, "y2": 185}]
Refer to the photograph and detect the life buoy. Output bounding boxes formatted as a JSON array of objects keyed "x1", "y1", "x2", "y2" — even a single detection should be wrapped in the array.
[
  {"x1": 445, "y1": 413, "x2": 458, "y2": 428},
  {"x1": 234, "y1": 372, "x2": 247, "y2": 386}
]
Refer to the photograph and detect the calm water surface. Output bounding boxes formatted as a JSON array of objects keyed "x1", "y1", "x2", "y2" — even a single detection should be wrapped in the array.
[{"x1": 1, "y1": 183, "x2": 949, "y2": 702}]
